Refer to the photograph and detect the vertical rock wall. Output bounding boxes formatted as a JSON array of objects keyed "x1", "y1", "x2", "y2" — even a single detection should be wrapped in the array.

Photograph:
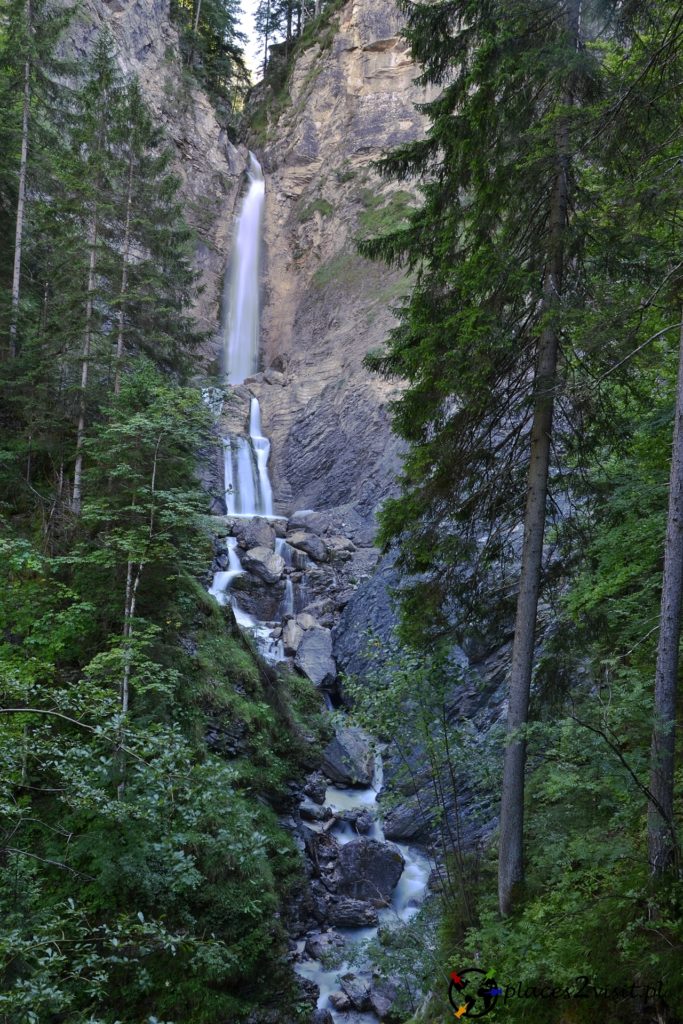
[{"x1": 248, "y1": 0, "x2": 434, "y2": 541}]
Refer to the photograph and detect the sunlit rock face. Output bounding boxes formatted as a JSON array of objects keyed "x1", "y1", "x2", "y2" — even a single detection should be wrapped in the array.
[{"x1": 249, "y1": 0, "x2": 435, "y2": 537}]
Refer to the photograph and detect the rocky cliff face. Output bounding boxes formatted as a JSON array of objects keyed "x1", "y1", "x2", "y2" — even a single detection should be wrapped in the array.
[
  {"x1": 247, "y1": 0, "x2": 434, "y2": 542},
  {"x1": 62, "y1": 0, "x2": 246, "y2": 340}
]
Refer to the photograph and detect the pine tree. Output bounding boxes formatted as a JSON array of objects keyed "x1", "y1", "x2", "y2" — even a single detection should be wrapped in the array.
[
  {"x1": 360, "y1": 0, "x2": 628, "y2": 915},
  {"x1": 0, "y1": 0, "x2": 73, "y2": 357}
]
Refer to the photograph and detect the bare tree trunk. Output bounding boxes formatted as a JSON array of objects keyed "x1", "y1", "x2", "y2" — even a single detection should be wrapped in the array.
[
  {"x1": 114, "y1": 153, "x2": 134, "y2": 396},
  {"x1": 72, "y1": 218, "x2": 97, "y2": 515},
  {"x1": 315, "y1": 0, "x2": 321, "y2": 17},
  {"x1": 263, "y1": 0, "x2": 270, "y2": 75},
  {"x1": 9, "y1": 16, "x2": 31, "y2": 359},
  {"x1": 188, "y1": 0, "x2": 202, "y2": 66},
  {"x1": 648, "y1": 313, "x2": 683, "y2": 875},
  {"x1": 117, "y1": 435, "x2": 162, "y2": 800},
  {"x1": 498, "y1": 0, "x2": 579, "y2": 918}
]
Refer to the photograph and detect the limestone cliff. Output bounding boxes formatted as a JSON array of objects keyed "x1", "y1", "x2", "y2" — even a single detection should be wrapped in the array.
[
  {"x1": 61, "y1": 0, "x2": 246, "y2": 339},
  {"x1": 247, "y1": 0, "x2": 433, "y2": 541}
]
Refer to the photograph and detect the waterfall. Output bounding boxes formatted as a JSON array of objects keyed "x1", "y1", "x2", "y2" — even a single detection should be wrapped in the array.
[
  {"x1": 249, "y1": 398, "x2": 273, "y2": 515},
  {"x1": 223, "y1": 154, "x2": 265, "y2": 385}
]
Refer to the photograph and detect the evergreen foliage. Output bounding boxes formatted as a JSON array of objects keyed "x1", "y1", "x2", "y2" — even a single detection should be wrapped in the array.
[{"x1": 0, "y1": 8, "x2": 325, "y2": 1020}]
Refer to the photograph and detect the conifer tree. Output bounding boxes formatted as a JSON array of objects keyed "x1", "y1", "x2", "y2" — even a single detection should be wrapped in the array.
[
  {"x1": 0, "y1": 0, "x2": 73, "y2": 357},
  {"x1": 360, "y1": 0, "x2": 619, "y2": 915}
]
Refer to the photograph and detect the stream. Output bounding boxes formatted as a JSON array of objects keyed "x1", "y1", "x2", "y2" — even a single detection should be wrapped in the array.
[{"x1": 208, "y1": 150, "x2": 432, "y2": 1022}]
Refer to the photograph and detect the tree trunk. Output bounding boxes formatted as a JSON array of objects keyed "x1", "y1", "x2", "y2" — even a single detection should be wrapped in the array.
[
  {"x1": 114, "y1": 152, "x2": 134, "y2": 396},
  {"x1": 315, "y1": 0, "x2": 321, "y2": 17},
  {"x1": 9, "y1": 30, "x2": 31, "y2": 358},
  {"x1": 498, "y1": 0, "x2": 579, "y2": 918},
  {"x1": 263, "y1": 0, "x2": 270, "y2": 76},
  {"x1": 286, "y1": 1, "x2": 293, "y2": 47},
  {"x1": 647, "y1": 313, "x2": 683, "y2": 875},
  {"x1": 188, "y1": 0, "x2": 202, "y2": 66},
  {"x1": 72, "y1": 217, "x2": 97, "y2": 515}
]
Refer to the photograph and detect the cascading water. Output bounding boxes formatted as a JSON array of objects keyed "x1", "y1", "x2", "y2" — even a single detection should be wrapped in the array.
[
  {"x1": 295, "y1": 754, "x2": 432, "y2": 1023},
  {"x1": 209, "y1": 152, "x2": 432, "y2": 1017},
  {"x1": 223, "y1": 154, "x2": 265, "y2": 385},
  {"x1": 224, "y1": 398, "x2": 273, "y2": 516}
]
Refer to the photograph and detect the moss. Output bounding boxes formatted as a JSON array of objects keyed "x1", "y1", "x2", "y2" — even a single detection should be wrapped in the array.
[
  {"x1": 297, "y1": 197, "x2": 334, "y2": 222},
  {"x1": 312, "y1": 250, "x2": 370, "y2": 290}
]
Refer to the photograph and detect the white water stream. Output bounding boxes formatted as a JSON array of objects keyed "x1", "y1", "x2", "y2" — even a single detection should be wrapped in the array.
[
  {"x1": 209, "y1": 151, "x2": 431, "y2": 1021},
  {"x1": 295, "y1": 757, "x2": 431, "y2": 1022}
]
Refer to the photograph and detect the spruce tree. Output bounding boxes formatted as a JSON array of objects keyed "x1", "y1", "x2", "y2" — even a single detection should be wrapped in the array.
[{"x1": 360, "y1": 0, "x2": 624, "y2": 915}]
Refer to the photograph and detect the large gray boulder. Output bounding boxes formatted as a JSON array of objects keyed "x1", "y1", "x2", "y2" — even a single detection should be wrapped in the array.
[
  {"x1": 334, "y1": 838, "x2": 404, "y2": 904},
  {"x1": 321, "y1": 727, "x2": 374, "y2": 786},
  {"x1": 242, "y1": 546, "x2": 285, "y2": 584},
  {"x1": 340, "y1": 973, "x2": 372, "y2": 1012},
  {"x1": 295, "y1": 626, "x2": 336, "y2": 687},
  {"x1": 288, "y1": 530, "x2": 329, "y2": 562},
  {"x1": 327, "y1": 896, "x2": 378, "y2": 927},
  {"x1": 234, "y1": 517, "x2": 276, "y2": 551},
  {"x1": 283, "y1": 619, "x2": 304, "y2": 655}
]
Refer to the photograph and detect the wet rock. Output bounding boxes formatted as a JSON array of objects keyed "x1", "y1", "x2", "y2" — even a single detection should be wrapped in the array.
[
  {"x1": 288, "y1": 530, "x2": 329, "y2": 563},
  {"x1": 242, "y1": 546, "x2": 286, "y2": 584},
  {"x1": 327, "y1": 896, "x2": 378, "y2": 928},
  {"x1": 340, "y1": 973, "x2": 372, "y2": 1012},
  {"x1": 295, "y1": 626, "x2": 337, "y2": 687},
  {"x1": 234, "y1": 517, "x2": 276, "y2": 551},
  {"x1": 355, "y1": 810, "x2": 376, "y2": 835},
  {"x1": 295, "y1": 974, "x2": 320, "y2": 1012},
  {"x1": 304, "y1": 771, "x2": 327, "y2": 805},
  {"x1": 304, "y1": 929, "x2": 345, "y2": 960},
  {"x1": 322, "y1": 727, "x2": 374, "y2": 786},
  {"x1": 283, "y1": 619, "x2": 304, "y2": 654},
  {"x1": 334, "y1": 838, "x2": 405, "y2": 903},
  {"x1": 329, "y1": 991, "x2": 352, "y2": 1011},
  {"x1": 300, "y1": 799, "x2": 333, "y2": 823},
  {"x1": 312, "y1": 1011, "x2": 334, "y2": 1024},
  {"x1": 369, "y1": 977, "x2": 399, "y2": 1020}
]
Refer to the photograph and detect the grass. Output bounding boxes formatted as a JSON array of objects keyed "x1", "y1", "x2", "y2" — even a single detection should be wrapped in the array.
[{"x1": 297, "y1": 197, "x2": 335, "y2": 223}]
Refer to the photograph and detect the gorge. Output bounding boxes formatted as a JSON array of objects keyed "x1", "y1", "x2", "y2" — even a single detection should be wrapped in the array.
[{"x1": 2, "y1": 1, "x2": 681, "y2": 1023}]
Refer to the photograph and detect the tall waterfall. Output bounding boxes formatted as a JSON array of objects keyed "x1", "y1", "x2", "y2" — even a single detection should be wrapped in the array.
[
  {"x1": 221, "y1": 153, "x2": 274, "y2": 518},
  {"x1": 223, "y1": 154, "x2": 265, "y2": 385}
]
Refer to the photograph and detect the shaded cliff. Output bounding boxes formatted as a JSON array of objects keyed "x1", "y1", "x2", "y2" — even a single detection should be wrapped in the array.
[
  {"x1": 247, "y1": 0, "x2": 433, "y2": 541},
  {"x1": 62, "y1": 0, "x2": 246, "y2": 340}
]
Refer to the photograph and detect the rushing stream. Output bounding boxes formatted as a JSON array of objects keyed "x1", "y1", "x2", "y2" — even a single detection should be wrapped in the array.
[
  {"x1": 295, "y1": 758, "x2": 431, "y2": 1022},
  {"x1": 209, "y1": 151, "x2": 432, "y2": 1022}
]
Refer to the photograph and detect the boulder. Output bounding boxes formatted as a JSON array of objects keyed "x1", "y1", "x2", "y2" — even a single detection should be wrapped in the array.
[
  {"x1": 234, "y1": 517, "x2": 276, "y2": 551},
  {"x1": 295, "y1": 627, "x2": 337, "y2": 687},
  {"x1": 283, "y1": 619, "x2": 304, "y2": 655},
  {"x1": 327, "y1": 897, "x2": 378, "y2": 928},
  {"x1": 287, "y1": 530, "x2": 329, "y2": 562},
  {"x1": 312, "y1": 1011, "x2": 334, "y2": 1024},
  {"x1": 369, "y1": 977, "x2": 399, "y2": 1020},
  {"x1": 340, "y1": 973, "x2": 372, "y2": 1012},
  {"x1": 296, "y1": 612, "x2": 317, "y2": 630},
  {"x1": 303, "y1": 771, "x2": 327, "y2": 805},
  {"x1": 300, "y1": 799, "x2": 333, "y2": 823},
  {"x1": 304, "y1": 930, "x2": 345, "y2": 960},
  {"x1": 334, "y1": 838, "x2": 405, "y2": 903},
  {"x1": 242, "y1": 546, "x2": 285, "y2": 584},
  {"x1": 329, "y1": 992, "x2": 352, "y2": 1011},
  {"x1": 322, "y1": 727, "x2": 374, "y2": 787},
  {"x1": 263, "y1": 367, "x2": 286, "y2": 386}
]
